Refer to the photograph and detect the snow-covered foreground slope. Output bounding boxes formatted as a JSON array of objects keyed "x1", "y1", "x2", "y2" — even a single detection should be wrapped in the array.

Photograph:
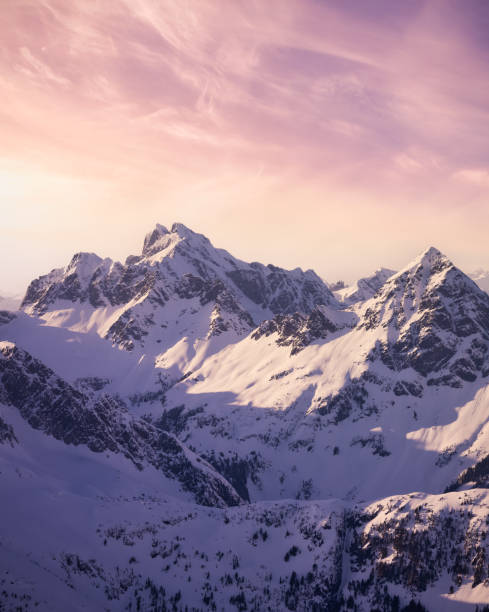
[
  {"x1": 0, "y1": 340, "x2": 243, "y2": 509},
  {"x1": 2, "y1": 413, "x2": 489, "y2": 611},
  {"x1": 3, "y1": 225, "x2": 489, "y2": 610}
]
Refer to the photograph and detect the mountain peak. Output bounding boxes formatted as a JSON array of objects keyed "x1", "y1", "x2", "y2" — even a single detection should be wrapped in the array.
[
  {"x1": 67, "y1": 251, "x2": 105, "y2": 272},
  {"x1": 393, "y1": 246, "x2": 452, "y2": 282},
  {"x1": 170, "y1": 222, "x2": 196, "y2": 238},
  {"x1": 424, "y1": 245, "x2": 441, "y2": 256},
  {"x1": 361, "y1": 243, "x2": 489, "y2": 380},
  {"x1": 141, "y1": 222, "x2": 208, "y2": 257},
  {"x1": 142, "y1": 223, "x2": 170, "y2": 256},
  {"x1": 413, "y1": 245, "x2": 448, "y2": 267}
]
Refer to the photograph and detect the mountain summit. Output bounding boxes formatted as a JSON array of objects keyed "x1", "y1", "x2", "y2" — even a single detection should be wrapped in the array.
[
  {"x1": 363, "y1": 244, "x2": 489, "y2": 382},
  {"x1": 141, "y1": 222, "x2": 208, "y2": 258},
  {"x1": 20, "y1": 223, "x2": 338, "y2": 370},
  {"x1": 3, "y1": 235, "x2": 489, "y2": 610}
]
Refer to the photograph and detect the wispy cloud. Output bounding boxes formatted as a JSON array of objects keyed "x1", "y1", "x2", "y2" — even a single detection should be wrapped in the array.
[
  {"x1": 1, "y1": 0, "x2": 489, "y2": 293},
  {"x1": 17, "y1": 46, "x2": 71, "y2": 87},
  {"x1": 453, "y1": 169, "x2": 489, "y2": 187}
]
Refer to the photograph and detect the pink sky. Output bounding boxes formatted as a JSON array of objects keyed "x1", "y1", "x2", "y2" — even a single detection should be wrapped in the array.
[{"x1": 2, "y1": 0, "x2": 489, "y2": 294}]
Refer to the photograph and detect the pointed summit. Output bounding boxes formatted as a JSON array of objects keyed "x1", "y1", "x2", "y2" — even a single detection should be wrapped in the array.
[
  {"x1": 66, "y1": 252, "x2": 106, "y2": 284},
  {"x1": 141, "y1": 222, "x2": 210, "y2": 257},
  {"x1": 169, "y1": 222, "x2": 212, "y2": 248},
  {"x1": 170, "y1": 222, "x2": 195, "y2": 238},
  {"x1": 364, "y1": 246, "x2": 479, "y2": 329},
  {"x1": 417, "y1": 245, "x2": 447, "y2": 265},
  {"x1": 400, "y1": 246, "x2": 451, "y2": 276},
  {"x1": 20, "y1": 221, "x2": 338, "y2": 353},
  {"x1": 420, "y1": 245, "x2": 443, "y2": 259},
  {"x1": 142, "y1": 223, "x2": 170, "y2": 256},
  {"x1": 375, "y1": 246, "x2": 455, "y2": 301},
  {"x1": 362, "y1": 245, "x2": 489, "y2": 382}
]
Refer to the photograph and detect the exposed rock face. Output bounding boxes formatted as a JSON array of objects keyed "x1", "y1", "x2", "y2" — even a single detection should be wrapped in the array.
[
  {"x1": 346, "y1": 491, "x2": 489, "y2": 602},
  {"x1": 227, "y1": 264, "x2": 332, "y2": 316},
  {"x1": 317, "y1": 372, "x2": 380, "y2": 424},
  {"x1": 363, "y1": 247, "x2": 489, "y2": 384},
  {"x1": 21, "y1": 223, "x2": 338, "y2": 352},
  {"x1": 311, "y1": 249, "x2": 489, "y2": 430},
  {"x1": 0, "y1": 415, "x2": 17, "y2": 446},
  {"x1": 252, "y1": 305, "x2": 356, "y2": 354},
  {"x1": 0, "y1": 342, "x2": 242, "y2": 508},
  {"x1": 201, "y1": 450, "x2": 265, "y2": 502},
  {"x1": 22, "y1": 252, "x2": 112, "y2": 312}
]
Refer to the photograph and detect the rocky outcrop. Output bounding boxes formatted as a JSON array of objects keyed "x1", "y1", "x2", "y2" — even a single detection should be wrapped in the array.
[
  {"x1": 252, "y1": 306, "x2": 356, "y2": 354},
  {"x1": 227, "y1": 263, "x2": 335, "y2": 315},
  {"x1": 0, "y1": 415, "x2": 17, "y2": 446},
  {"x1": 0, "y1": 342, "x2": 242, "y2": 507},
  {"x1": 346, "y1": 492, "x2": 489, "y2": 600},
  {"x1": 21, "y1": 223, "x2": 339, "y2": 352},
  {"x1": 364, "y1": 248, "x2": 489, "y2": 385}
]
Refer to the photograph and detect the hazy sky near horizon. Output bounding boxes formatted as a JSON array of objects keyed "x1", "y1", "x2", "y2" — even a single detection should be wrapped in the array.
[{"x1": 1, "y1": 0, "x2": 489, "y2": 294}]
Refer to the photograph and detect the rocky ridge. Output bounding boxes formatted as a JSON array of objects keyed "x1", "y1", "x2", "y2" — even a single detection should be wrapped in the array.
[
  {"x1": 0, "y1": 341, "x2": 242, "y2": 508},
  {"x1": 3, "y1": 228, "x2": 489, "y2": 610},
  {"x1": 21, "y1": 223, "x2": 338, "y2": 354}
]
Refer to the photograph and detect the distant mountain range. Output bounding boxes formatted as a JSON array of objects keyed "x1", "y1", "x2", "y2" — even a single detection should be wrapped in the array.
[
  {"x1": 2, "y1": 224, "x2": 489, "y2": 611},
  {"x1": 0, "y1": 294, "x2": 22, "y2": 311},
  {"x1": 470, "y1": 269, "x2": 489, "y2": 294}
]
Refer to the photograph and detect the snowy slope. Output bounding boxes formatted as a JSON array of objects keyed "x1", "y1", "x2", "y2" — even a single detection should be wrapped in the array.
[
  {"x1": 20, "y1": 223, "x2": 338, "y2": 381},
  {"x1": 334, "y1": 267, "x2": 396, "y2": 305},
  {"x1": 2, "y1": 422, "x2": 489, "y2": 612},
  {"x1": 3, "y1": 229, "x2": 489, "y2": 610},
  {"x1": 7, "y1": 238, "x2": 489, "y2": 505},
  {"x1": 152, "y1": 247, "x2": 489, "y2": 504},
  {"x1": 0, "y1": 341, "x2": 242, "y2": 508}
]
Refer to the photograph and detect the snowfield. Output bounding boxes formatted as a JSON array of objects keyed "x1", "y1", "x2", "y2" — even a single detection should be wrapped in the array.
[{"x1": 2, "y1": 224, "x2": 489, "y2": 611}]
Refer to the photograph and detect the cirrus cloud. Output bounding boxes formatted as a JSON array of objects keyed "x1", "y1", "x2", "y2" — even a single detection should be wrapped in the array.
[{"x1": 1, "y1": 0, "x2": 489, "y2": 293}]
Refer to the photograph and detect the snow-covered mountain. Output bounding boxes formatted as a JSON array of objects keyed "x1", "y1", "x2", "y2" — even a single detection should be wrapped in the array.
[
  {"x1": 21, "y1": 223, "x2": 337, "y2": 380},
  {"x1": 153, "y1": 247, "x2": 489, "y2": 504},
  {"x1": 470, "y1": 269, "x2": 489, "y2": 294},
  {"x1": 0, "y1": 293, "x2": 22, "y2": 311},
  {"x1": 0, "y1": 340, "x2": 242, "y2": 508},
  {"x1": 2, "y1": 226, "x2": 489, "y2": 610},
  {"x1": 333, "y1": 267, "x2": 396, "y2": 305}
]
